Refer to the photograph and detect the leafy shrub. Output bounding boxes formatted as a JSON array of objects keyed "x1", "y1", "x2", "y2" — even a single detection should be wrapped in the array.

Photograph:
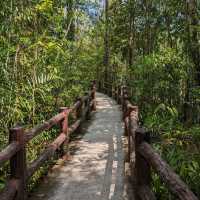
[{"x1": 129, "y1": 47, "x2": 191, "y2": 122}]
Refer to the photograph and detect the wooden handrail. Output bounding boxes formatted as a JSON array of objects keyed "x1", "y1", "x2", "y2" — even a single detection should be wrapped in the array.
[
  {"x1": 0, "y1": 81, "x2": 96, "y2": 200},
  {"x1": 139, "y1": 141, "x2": 198, "y2": 200},
  {"x1": 0, "y1": 142, "x2": 20, "y2": 167},
  {"x1": 2, "y1": 179, "x2": 19, "y2": 200},
  {"x1": 99, "y1": 81, "x2": 199, "y2": 200},
  {"x1": 25, "y1": 112, "x2": 66, "y2": 142}
]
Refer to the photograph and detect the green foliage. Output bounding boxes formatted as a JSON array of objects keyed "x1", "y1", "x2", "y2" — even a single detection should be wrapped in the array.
[
  {"x1": 152, "y1": 137, "x2": 200, "y2": 199},
  {"x1": 145, "y1": 103, "x2": 179, "y2": 133},
  {"x1": 128, "y1": 48, "x2": 190, "y2": 123},
  {"x1": 0, "y1": 0, "x2": 101, "y2": 191},
  {"x1": 123, "y1": 47, "x2": 200, "y2": 198},
  {"x1": 36, "y1": 0, "x2": 53, "y2": 13}
]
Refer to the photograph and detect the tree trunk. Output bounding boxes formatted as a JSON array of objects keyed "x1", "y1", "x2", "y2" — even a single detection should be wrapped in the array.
[
  {"x1": 187, "y1": 0, "x2": 200, "y2": 86},
  {"x1": 104, "y1": 0, "x2": 110, "y2": 83},
  {"x1": 128, "y1": 0, "x2": 135, "y2": 67},
  {"x1": 66, "y1": 0, "x2": 75, "y2": 41}
]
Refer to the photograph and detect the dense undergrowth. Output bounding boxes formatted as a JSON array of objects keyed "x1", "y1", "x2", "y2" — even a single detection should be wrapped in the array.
[
  {"x1": 0, "y1": 0, "x2": 101, "y2": 191},
  {"x1": 126, "y1": 48, "x2": 200, "y2": 198}
]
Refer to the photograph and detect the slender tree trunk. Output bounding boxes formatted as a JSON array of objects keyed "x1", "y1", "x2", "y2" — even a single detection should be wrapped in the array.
[
  {"x1": 67, "y1": 0, "x2": 75, "y2": 41},
  {"x1": 188, "y1": 0, "x2": 200, "y2": 86},
  {"x1": 144, "y1": 0, "x2": 151, "y2": 54},
  {"x1": 128, "y1": 0, "x2": 135, "y2": 67},
  {"x1": 104, "y1": 0, "x2": 109, "y2": 83},
  {"x1": 183, "y1": 0, "x2": 200, "y2": 124},
  {"x1": 165, "y1": 14, "x2": 173, "y2": 48}
]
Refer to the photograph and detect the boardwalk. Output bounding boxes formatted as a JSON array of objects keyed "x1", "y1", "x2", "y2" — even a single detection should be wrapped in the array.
[{"x1": 29, "y1": 93, "x2": 134, "y2": 200}]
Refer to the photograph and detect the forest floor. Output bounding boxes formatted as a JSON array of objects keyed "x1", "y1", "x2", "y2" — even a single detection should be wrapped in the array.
[{"x1": 29, "y1": 93, "x2": 134, "y2": 200}]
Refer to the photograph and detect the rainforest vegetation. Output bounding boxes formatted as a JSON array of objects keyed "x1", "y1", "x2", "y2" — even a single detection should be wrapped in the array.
[{"x1": 0, "y1": 0, "x2": 200, "y2": 199}]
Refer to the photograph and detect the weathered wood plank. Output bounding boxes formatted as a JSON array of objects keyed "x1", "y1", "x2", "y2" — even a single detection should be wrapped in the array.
[
  {"x1": 9, "y1": 127, "x2": 27, "y2": 200},
  {"x1": 25, "y1": 112, "x2": 66, "y2": 142},
  {"x1": 135, "y1": 128, "x2": 152, "y2": 200},
  {"x1": 0, "y1": 142, "x2": 20, "y2": 167},
  {"x1": 1, "y1": 179, "x2": 19, "y2": 200},
  {"x1": 27, "y1": 132, "x2": 67, "y2": 178},
  {"x1": 27, "y1": 147, "x2": 54, "y2": 179},
  {"x1": 69, "y1": 120, "x2": 82, "y2": 135}
]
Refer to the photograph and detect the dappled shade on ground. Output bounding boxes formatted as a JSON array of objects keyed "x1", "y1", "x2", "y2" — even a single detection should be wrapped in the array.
[{"x1": 29, "y1": 93, "x2": 134, "y2": 200}]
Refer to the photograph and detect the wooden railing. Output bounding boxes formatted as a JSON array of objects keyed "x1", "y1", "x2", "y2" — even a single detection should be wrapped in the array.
[
  {"x1": 0, "y1": 81, "x2": 96, "y2": 200},
  {"x1": 99, "y1": 82, "x2": 199, "y2": 200}
]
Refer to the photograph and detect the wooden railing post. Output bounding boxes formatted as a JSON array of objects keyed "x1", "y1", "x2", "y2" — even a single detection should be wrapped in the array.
[
  {"x1": 104, "y1": 82, "x2": 106, "y2": 94},
  {"x1": 122, "y1": 86, "x2": 129, "y2": 120},
  {"x1": 114, "y1": 86, "x2": 117, "y2": 100},
  {"x1": 117, "y1": 85, "x2": 121, "y2": 104},
  {"x1": 116, "y1": 85, "x2": 118, "y2": 103},
  {"x1": 135, "y1": 128, "x2": 155, "y2": 200},
  {"x1": 124, "y1": 108, "x2": 129, "y2": 137},
  {"x1": 98, "y1": 80, "x2": 102, "y2": 92},
  {"x1": 124, "y1": 107, "x2": 131, "y2": 162},
  {"x1": 110, "y1": 83, "x2": 113, "y2": 97},
  {"x1": 124, "y1": 106, "x2": 137, "y2": 162},
  {"x1": 91, "y1": 81, "x2": 96, "y2": 111},
  {"x1": 76, "y1": 98, "x2": 83, "y2": 118},
  {"x1": 103, "y1": 81, "x2": 106, "y2": 94},
  {"x1": 9, "y1": 126, "x2": 27, "y2": 200},
  {"x1": 84, "y1": 92, "x2": 92, "y2": 120},
  {"x1": 122, "y1": 86, "x2": 127, "y2": 112},
  {"x1": 128, "y1": 106, "x2": 139, "y2": 180},
  {"x1": 110, "y1": 83, "x2": 112, "y2": 97},
  {"x1": 59, "y1": 107, "x2": 69, "y2": 157}
]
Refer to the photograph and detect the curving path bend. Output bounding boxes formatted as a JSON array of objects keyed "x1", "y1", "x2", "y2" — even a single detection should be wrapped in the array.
[{"x1": 29, "y1": 93, "x2": 134, "y2": 200}]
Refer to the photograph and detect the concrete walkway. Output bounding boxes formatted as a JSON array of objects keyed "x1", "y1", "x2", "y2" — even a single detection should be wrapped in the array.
[{"x1": 29, "y1": 93, "x2": 134, "y2": 200}]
